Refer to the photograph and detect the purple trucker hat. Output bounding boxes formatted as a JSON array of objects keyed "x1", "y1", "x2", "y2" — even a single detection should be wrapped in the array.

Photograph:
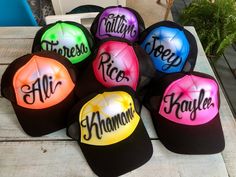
[{"x1": 90, "y1": 6, "x2": 145, "y2": 42}]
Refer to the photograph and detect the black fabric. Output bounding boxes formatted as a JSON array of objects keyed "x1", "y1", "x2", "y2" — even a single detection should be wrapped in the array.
[
  {"x1": 182, "y1": 29, "x2": 198, "y2": 73},
  {"x1": 75, "y1": 63, "x2": 105, "y2": 99},
  {"x1": 1, "y1": 51, "x2": 78, "y2": 136},
  {"x1": 67, "y1": 86, "x2": 153, "y2": 176},
  {"x1": 145, "y1": 71, "x2": 225, "y2": 154},
  {"x1": 154, "y1": 112, "x2": 225, "y2": 154},
  {"x1": 133, "y1": 44, "x2": 156, "y2": 82},
  {"x1": 12, "y1": 91, "x2": 76, "y2": 137},
  {"x1": 138, "y1": 20, "x2": 198, "y2": 80},
  {"x1": 133, "y1": 44, "x2": 156, "y2": 101},
  {"x1": 67, "y1": 5, "x2": 104, "y2": 14},
  {"x1": 80, "y1": 120, "x2": 153, "y2": 177}
]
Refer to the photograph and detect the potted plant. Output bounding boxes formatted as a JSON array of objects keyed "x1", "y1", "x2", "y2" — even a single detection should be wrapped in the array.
[{"x1": 179, "y1": 0, "x2": 236, "y2": 60}]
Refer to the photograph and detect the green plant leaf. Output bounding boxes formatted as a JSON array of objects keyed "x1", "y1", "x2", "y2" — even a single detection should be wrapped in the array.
[
  {"x1": 217, "y1": 32, "x2": 236, "y2": 54},
  {"x1": 205, "y1": 38, "x2": 217, "y2": 56},
  {"x1": 179, "y1": 0, "x2": 236, "y2": 58}
]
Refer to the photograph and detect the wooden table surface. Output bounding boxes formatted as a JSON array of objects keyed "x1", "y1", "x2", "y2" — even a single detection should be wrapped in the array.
[{"x1": 0, "y1": 27, "x2": 236, "y2": 177}]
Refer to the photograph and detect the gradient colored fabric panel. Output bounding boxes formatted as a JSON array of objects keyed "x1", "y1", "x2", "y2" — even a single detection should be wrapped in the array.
[
  {"x1": 159, "y1": 75, "x2": 219, "y2": 125},
  {"x1": 40, "y1": 22, "x2": 91, "y2": 64},
  {"x1": 141, "y1": 27, "x2": 190, "y2": 73},
  {"x1": 96, "y1": 7, "x2": 139, "y2": 42},
  {"x1": 93, "y1": 41, "x2": 139, "y2": 90},
  {"x1": 79, "y1": 91, "x2": 140, "y2": 146},
  {"x1": 13, "y1": 55, "x2": 75, "y2": 109}
]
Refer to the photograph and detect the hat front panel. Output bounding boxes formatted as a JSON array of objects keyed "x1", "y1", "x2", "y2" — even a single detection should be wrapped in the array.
[
  {"x1": 141, "y1": 27, "x2": 190, "y2": 73},
  {"x1": 13, "y1": 55, "x2": 75, "y2": 109},
  {"x1": 40, "y1": 22, "x2": 91, "y2": 64},
  {"x1": 79, "y1": 91, "x2": 140, "y2": 146},
  {"x1": 93, "y1": 41, "x2": 139, "y2": 90},
  {"x1": 159, "y1": 75, "x2": 219, "y2": 125},
  {"x1": 96, "y1": 7, "x2": 139, "y2": 42}
]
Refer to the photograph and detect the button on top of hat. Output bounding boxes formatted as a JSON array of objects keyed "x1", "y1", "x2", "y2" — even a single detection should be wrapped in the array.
[
  {"x1": 159, "y1": 75, "x2": 219, "y2": 125},
  {"x1": 13, "y1": 55, "x2": 75, "y2": 109}
]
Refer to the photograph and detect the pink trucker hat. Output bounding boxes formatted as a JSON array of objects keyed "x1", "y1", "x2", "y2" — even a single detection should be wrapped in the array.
[{"x1": 145, "y1": 71, "x2": 225, "y2": 154}]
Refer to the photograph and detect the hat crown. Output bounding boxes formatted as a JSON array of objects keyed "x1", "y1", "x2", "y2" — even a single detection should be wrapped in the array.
[
  {"x1": 96, "y1": 7, "x2": 139, "y2": 41},
  {"x1": 93, "y1": 40, "x2": 139, "y2": 90},
  {"x1": 141, "y1": 26, "x2": 190, "y2": 73},
  {"x1": 40, "y1": 22, "x2": 91, "y2": 64},
  {"x1": 159, "y1": 74, "x2": 219, "y2": 125},
  {"x1": 13, "y1": 55, "x2": 75, "y2": 109},
  {"x1": 79, "y1": 91, "x2": 140, "y2": 146}
]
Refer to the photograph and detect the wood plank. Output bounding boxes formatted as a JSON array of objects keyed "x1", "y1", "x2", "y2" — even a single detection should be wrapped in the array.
[
  {"x1": 222, "y1": 46, "x2": 236, "y2": 72},
  {"x1": 0, "y1": 27, "x2": 40, "y2": 39},
  {"x1": 189, "y1": 28, "x2": 236, "y2": 177},
  {"x1": 0, "y1": 140, "x2": 229, "y2": 177},
  {"x1": 0, "y1": 65, "x2": 9, "y2": 97},
  {"x1": 0, "y1": 101, "x2": 157, "y2": 140},
  {"x1": 185, "y1": 26, "x2": 206, "y2": 57},
  {"x1": 0, "y1": 98, "x2": 14, "y2": 114},
  {"x1": 219, "y1": 99, "x2": 236, "y2": 177},
  {"x1": 0, "y1": 39, "x2": 33, "y2": 64},
  {"x1": 0, "y1": 27, "x2": 204, "y2": 65},
  {"x1": 212, "y1": 55, "x2": 236, "y2": 117},
  {"x1": 0, "y1": 27, "x2": 236, "y2": 177}
]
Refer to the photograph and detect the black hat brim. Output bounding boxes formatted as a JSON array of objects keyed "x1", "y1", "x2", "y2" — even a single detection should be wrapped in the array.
[
  {"x1": 11, "y1": 91, "x2": 76, "y2": 137},
  {"x1": 153, "y1": 111, "x2": 225, "y2": 154},
  {"x1": 79, "y1": 119, "x2": 153, "y2": 177}
]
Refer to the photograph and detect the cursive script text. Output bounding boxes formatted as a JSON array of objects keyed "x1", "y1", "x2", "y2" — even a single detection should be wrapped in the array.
[
  {"x1": 41, "y1": 40, "x2": 88, "y2": 58},
  {"x1": 80, "y1": 103, "x2": 135, "y2": 140},
  {"x1": 21, "y1": 75, "x2": 62, "y2": 104},
  {"x1": 163, "y1": 89, "x2": 214, "y2": 120},
  {"x1": 144, "y1": 36, "x2": 182, "y2": 71},
  {"x1": 98, "y1": 52, "x2": 129, "y2": 82},
  {"x1": 99, "y1": 14, "x2": 137, "y2": 39}
]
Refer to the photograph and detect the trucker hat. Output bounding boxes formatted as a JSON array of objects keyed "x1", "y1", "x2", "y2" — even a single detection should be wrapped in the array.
[
  {"x1": 67, "y1": 86, "x2": 153, "y2": 176},
  {"x1": 1, "y1": 51, "x2": 77, "y2": 136},
  {"x1": 145, "y1": 71, "x2": 225, "y2": 154},
  {"x1": 32, "y1": 21, "x2": 94, "y2": 66},
  {"x1": 91, "y1": 5, "x2": 145, "y2": 42},
  {"x1": 75, "y1": 37, "x2": 156, "y2": 99},
  {"x1": 139, "y1": 21, "x2": 197, "y2": 78}
]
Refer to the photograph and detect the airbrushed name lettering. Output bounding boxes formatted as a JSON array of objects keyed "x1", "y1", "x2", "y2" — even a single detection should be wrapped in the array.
[
  {"x1": 21, "y1": 75, "x2": 62, "y2": 104},
  {"x1": 80, "y1": 104, "x2": 135, "y2": 140},
  {"x1": 41, "y1": 40, "x2": 88, "y2": 58},
  {"x1": 98, "y1": 52, "x2": 129, "y2": 82},
  {"x1": 99, "y1": 13, "x2": 137, "y2": 38},
  {"x1": 163, "y1": 89, "x2": 214, "y2": 120},
  {"x1": 144, "y1": 36, "x2": 182, "y2": 71}
]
